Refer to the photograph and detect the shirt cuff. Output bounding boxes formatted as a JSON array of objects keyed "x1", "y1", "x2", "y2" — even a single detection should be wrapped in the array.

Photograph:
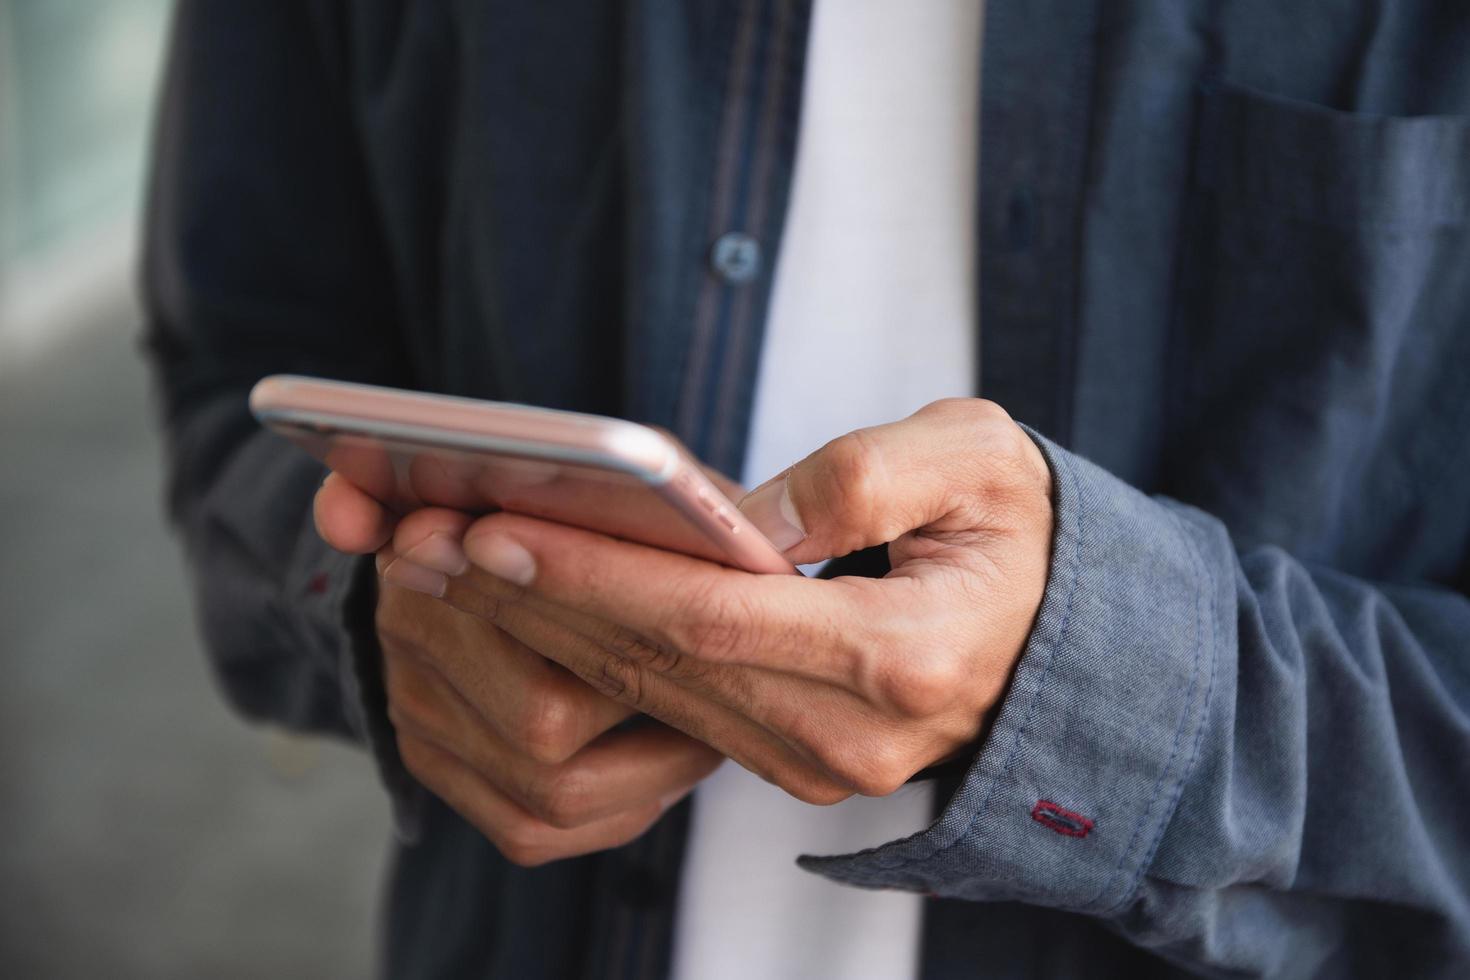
[
  {"x1": 798, "y1": 429, "x2": 1223, "y2": 914},
  {"x1": 289, "y1": 526, "x2": 426, "y2": 843}
]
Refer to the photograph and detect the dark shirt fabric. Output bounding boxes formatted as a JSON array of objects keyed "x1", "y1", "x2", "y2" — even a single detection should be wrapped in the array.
[{"x1": 143, "y1": 1, "x2": 1470, "y2": 976}]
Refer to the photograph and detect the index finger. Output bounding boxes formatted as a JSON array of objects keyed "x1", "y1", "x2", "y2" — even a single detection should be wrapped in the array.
[
  {"x1": 461, "y1": 512, "x2": 887, "y2": 680},
  {"x1": 377, "y1": 547, "x2": 637, "y2": 763}
]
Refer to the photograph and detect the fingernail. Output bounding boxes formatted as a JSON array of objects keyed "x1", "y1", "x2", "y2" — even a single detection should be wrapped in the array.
[
  {"x1": 738, "y1": 476, "x2": 806, "y2": 552},
  {"x1": 381, "y1": 557, "x2": 447, "y2": 598},
  {"x1": 403, "y1": 532, "x2": 469, "y2": 576},
  {"x1": 466, "y1": 533, "x2": 536, "y2": 586}
]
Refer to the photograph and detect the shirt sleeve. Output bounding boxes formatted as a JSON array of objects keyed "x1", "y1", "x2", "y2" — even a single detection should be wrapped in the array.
[
  {"x1": 799, "y1": 429, "x2": 1470, "y2": 977},
  {"x1": 142, "y1": 0, "x2": 424, "y2": 838}
]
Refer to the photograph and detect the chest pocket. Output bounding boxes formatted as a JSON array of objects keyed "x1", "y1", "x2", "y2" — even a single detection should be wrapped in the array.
[{"x1": 1163, "y1": 82, "x2": 1470, "y2": 582}]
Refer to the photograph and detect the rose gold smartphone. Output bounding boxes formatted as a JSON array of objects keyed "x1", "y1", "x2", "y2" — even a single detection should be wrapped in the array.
[{"x1": 249, "y1": 375, "x2": 796, "y2": 575}]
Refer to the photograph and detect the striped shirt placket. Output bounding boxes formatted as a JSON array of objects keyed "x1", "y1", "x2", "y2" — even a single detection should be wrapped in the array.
[
  {"x1": 585, "y1": 8, "x2": 771, "y2": 979},
  {"x1": 705, "y1": 0, "x2": 800, "y2": 473},
  {"x1": 674, "y1": 1, "x2": 764, "y2": 461}
]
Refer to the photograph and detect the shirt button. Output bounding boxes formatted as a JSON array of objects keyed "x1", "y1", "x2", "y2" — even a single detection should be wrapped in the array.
[{"x1": 709, "y1": 231, "x2": 762, "y2": 283}]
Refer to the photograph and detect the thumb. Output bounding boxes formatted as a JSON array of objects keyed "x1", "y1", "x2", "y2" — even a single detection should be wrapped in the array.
[{"x1": 735, "y1": 399, "x2": 1041, "y2": 567}]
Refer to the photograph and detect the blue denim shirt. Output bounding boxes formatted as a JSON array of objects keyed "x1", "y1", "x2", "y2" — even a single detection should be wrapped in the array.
[{"x1": 144, "y1": 1, "x2": 1470, "y2": 976}]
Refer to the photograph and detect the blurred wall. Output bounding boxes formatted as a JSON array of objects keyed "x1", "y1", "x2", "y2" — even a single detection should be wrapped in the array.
[
  {"x1": 1, "y1": 1, "x2": 169, "y2": 255},
  {"x1": 0, "y1": 3, "x2": 392, "y2": 976},
  {"x1": 1, "y1": 0, "x2": 171, "y2": 359}
]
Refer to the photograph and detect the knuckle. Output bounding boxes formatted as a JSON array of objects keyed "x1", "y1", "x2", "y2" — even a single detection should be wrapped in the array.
[
  {"x1": 819, "y1": 738, "x2": 913, "y2": 798},
  {"x1": 494, "y1": 820, "x2": 553, "y2": 868},
  {"x1": 827, "y1": 427, "x2": 882, "y2": 476},
  {"x1": 1000, "y1": 429, "x2": 1042, "y2": 488},
  {"x1": 523, "y1": 765, "x2": 593, "y2": 830},
  {"x1": 498, "y1": 844, "x2": 549, "y2": 868},
  {"x1": 822, "y1": 430, "x2": 882, "y2": 510},
  {"x1": 639, "y1": 641, "x2": 688, "y2": 677},
  {"x1": 859, "y1": 750, "x2": 915, "y2": 797},
  {"x1": 976, "y1": 417, "x2": 1050, "y2": 508},
  {"x1": 668, "y1": 581, "x2": 757, "y2": 663},
  {"x1": 602, "y1": 625, "x2": 685, "y2": 675},
  {"x1": 874, "y1": 652, "x2": 965, "y2": 718},
  {"x1": 920, "y1": 396, "x2": 1009, "y2": 425},
  {"x1": 813, "y1": 429, "x2": 909, "y2": 546},
  {"x1": 602, "y1": 624, "x2": 647, "y2": 658},
  {"x1": 971, "y1": 398, "x2": 1013, "y2": 423},
  {"x1": 508, "y1": 688, "x2": 581, "y2": 765},
  {"x1": 995, "y1": 414, "x2": 1032, "y2": 457},
  {"x1": 857, "y1": 770, "x2": 912, "y2": 799},
  {"x1": 779, "y1": 768, "x2": 854, "y2": 807},
  {"x1": 587, "y1": 656, "x2": 647, "y2": 709}
]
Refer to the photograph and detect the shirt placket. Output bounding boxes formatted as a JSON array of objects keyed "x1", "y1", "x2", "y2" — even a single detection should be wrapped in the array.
[{"x1": 578, "y1": 3, "x2": 812, "y2": 978}]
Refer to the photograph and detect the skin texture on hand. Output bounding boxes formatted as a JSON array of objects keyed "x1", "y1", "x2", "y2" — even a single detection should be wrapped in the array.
[
  {"x1": 316, "y1": 476, "x2": 722, "y2": 866},
  {"x1": 316, "y1": 397, "x2": 1054, "y2": 860}
]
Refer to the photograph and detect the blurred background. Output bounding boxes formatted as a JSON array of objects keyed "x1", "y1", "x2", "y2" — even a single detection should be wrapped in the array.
[{"x1": 0, "y1": 3, "x2": 391, "y2": 976}]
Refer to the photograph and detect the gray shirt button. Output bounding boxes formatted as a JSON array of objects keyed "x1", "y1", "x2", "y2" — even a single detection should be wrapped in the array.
[{"x1": 709, "y1": 231, "x2": 761, "y2": 284}]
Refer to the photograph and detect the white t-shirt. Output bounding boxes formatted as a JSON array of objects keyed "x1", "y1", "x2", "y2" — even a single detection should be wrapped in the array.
[{"x1": 669, "y1": 2, "x2": 984, "y2": 978}]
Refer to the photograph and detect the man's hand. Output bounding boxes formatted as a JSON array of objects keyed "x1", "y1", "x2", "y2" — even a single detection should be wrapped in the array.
[
  {"x1": 436, "y1": 398, "x2": 1053, "y2": 804},
  {"x1": 315, "y1": 477, "x2": 722, "y2": 866}
]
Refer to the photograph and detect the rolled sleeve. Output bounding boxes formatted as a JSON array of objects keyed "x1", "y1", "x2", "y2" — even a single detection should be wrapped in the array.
[
  {"x1": 185, "y1": 430, "x2": 426, "y2": 841},
  {"x1": 799, "y1": 429, "x2": 1224, "y2": 913},
  {"x1": 315, "y1": 538, "x2": 427, "y2": 844}
]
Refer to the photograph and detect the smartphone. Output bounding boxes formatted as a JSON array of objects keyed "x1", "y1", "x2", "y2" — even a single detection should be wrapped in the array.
[{"x1": 249, "y1": 375, "x2": 796, "y2": 575}]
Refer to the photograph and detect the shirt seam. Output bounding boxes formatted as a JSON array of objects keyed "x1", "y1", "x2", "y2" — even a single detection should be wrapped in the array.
[
  {"x1": 1078, "y1": 501, "x2": 1213, "y2": 913},
  {"x1": 1099, "y1": 507, "x2": 1223, "y2": 916}
]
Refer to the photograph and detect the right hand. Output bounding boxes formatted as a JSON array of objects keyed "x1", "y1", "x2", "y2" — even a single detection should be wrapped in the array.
[{"x1": 315, "y1": 473, "x2": 723, "y2": 866}]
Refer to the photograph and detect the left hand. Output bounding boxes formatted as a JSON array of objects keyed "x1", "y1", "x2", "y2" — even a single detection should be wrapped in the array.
[{"x1": 435, "y1": 398, "x2": 1054, "y2": 804}]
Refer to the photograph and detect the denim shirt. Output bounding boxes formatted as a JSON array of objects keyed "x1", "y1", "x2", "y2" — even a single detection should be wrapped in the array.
[{"x1": 144, "y1": 1, "x2": 1470, "y2": 977}]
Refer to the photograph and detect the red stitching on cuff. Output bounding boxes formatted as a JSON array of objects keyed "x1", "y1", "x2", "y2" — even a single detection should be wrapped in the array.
[{"x1": 1031, "y1": 800, "x2": 1093, "y2": 838}]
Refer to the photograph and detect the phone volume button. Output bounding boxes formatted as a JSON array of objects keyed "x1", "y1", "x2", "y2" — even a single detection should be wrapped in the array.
[{"x1": 712, "y1": 506, "x2": 739, "y2": 532}]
